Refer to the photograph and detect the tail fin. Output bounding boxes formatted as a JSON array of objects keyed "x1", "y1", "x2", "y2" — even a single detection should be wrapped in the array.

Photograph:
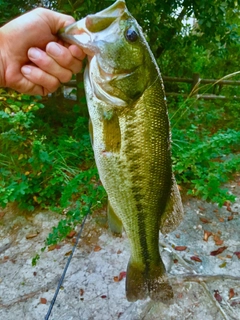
[{"x1": 126, "y1": 260, "x2": 174, "y2": 303}]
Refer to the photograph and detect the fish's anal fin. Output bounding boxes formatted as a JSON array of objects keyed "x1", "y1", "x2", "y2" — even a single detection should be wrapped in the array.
[
  {"x1": 107, "y1": 200, "x2": 123, "y2": 235},
  {"x1": 160, "y1": 175, "x2": 184, "y2": 234},
  {"x1": 126, "y1": 260, "x2": 174, "y2": 303}
]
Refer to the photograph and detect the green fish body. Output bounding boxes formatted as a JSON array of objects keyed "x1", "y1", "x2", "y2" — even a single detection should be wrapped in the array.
[{"x1": 60, "y1": 0, "x2": 184, "y2": 302}]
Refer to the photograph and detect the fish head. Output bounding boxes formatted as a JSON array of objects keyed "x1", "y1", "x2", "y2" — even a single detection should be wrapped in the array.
[{"x1": 59, "y1": 0, "x2": 158, "y2": 105}]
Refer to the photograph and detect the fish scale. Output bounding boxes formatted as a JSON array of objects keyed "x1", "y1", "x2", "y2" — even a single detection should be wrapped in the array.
[{"x1": 59, "y1": 0, "x2": 184, "y2": 302}]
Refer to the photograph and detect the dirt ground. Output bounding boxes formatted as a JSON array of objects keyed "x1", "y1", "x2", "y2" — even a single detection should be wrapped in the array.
[{"x1": 1, "y1": 178, "x2": 240, "y2": 320}]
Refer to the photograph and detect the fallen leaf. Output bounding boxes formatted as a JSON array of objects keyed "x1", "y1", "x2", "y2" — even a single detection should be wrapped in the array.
[
  {"x1": 224, "y1": 200, "x2": 232, "y2": 212},
  {"x1": 48, "y1": 244, "x2": 61, "y2": 251},
  {"x1": 198, "y1": 206, "x2": 205, "y2": 212},
  {"x1": 210, "y1": 246, "x2": 228, "y2": 256},
  {"x1": 114, "y1": 271, "x2": 127, "y2": 282},
  {"x1": 213, "y1": 234, "x2": 223, "y2": 246},
  {"x1": 219, "y1": 261, "x2": 227, "y2": 268},
  {"x1": 234, "y1": 252, "x2": 240, "y2": 259},
  {"x1": 175, "y1": 246, "x2": 187, "y2": 251},
  {"x1": 229, "y1": 288, "x2": 235, "y2": 299},
  {"x1": 80, "y1": 288, "x2": 84, "y2": 296},
  {"x1": 26, "y1": 233, "x2": 38, "y2": 239},
  {"x1": 64, "y1": 250, "x2": 72, "y2": 256},
  {"x1": 67, "y1": 230, "x2": 76, "y2": 238},
  {"x1": 203, "y1": 230, "x2": 212, "y2": 241},
  {"x1": 214, "y1": 290, "x2": 222, "y2": 302},
  {"x1": 226, "y1": 255, "x2": 232, "y2": 259},
  {"x1": 40, "y1": 297, "x2": 47, "y2": 304},
  {"x1": 117, "y1": 250, "x2": 122, "y2": 254},
  {"x1": 228, "y1": 215, "x2": 233, "y2": 221},
  {"x1": 118, "y1": 271, "x2": 127, "y2": 281},
  {"x1": 190, "y1": 256, "x2": 202, "y2": 262},
  {"x1": 199, "y1": 217, "x2": 211, "y2": 224},
  {"x1": 94, "y1": 245, "x2": 102, "y2": 252},
  {"x1": 218, "y1": 217, "x2": 225, "y2": 222},
  {"x1": 173, "y1": 259, "x2": 178, "y2": 264}
]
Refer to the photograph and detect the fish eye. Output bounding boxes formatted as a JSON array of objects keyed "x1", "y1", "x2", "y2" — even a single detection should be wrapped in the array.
[{"x1": 125, "y1": 28, "x2": 138, "y2": 42}]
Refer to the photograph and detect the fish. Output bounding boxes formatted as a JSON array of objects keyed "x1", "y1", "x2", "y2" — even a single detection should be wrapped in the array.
[{"x1": 59, "y1": 0, "x2": 184, "y2": 303}]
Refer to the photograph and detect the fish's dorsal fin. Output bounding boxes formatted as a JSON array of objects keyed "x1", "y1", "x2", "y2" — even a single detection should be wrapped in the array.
[{"x1": 160, "y1": 175, "x2": 184, "y2": 234}]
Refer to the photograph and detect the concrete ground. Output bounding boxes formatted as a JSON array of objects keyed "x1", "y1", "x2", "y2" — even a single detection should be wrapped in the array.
[{"x1": 0, "y1": 177, "x2": 240, "y2": 320}]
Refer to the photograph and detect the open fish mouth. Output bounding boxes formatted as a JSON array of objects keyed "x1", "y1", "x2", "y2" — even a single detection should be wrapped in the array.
[{"x1": 59, "y1": 0, "x2": 127, "y2": 57}]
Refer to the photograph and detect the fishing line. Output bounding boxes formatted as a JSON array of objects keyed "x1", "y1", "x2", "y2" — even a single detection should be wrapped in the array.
[{"x1": 44, "y1": 205, "x2": 91, "y2": 320}]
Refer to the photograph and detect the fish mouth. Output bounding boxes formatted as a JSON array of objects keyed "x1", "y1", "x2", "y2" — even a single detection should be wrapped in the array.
[{"x1": 59, "y1": 0, "x2": 127, "y2": 56}]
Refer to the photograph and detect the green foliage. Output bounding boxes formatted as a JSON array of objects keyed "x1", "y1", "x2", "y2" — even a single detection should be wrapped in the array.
[
  {"x1": 170, "y1": 95, "x2": 240, "y2": 206},
  {"x1": 0, "y1": 88, "x2": 107, "y2": 227}
]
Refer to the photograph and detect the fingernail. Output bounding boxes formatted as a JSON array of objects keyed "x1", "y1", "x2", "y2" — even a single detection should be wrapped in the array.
[
  {"x1": 28, "y1": 48, "x2": 41, "y2": 59},
  {"x1": 22, "y1": 66, "x2": 32, "y2": 75},
  {"x1": 47, "y1": 43, "x2": 62, "y2": 57}
]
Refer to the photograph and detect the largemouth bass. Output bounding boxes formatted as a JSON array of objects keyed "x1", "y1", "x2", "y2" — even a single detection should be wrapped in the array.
[{"x1": 59, "y1": 0, "x2": 184, "y2": 302}]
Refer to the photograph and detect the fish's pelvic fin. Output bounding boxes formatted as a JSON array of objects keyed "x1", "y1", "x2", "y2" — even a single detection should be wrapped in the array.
[
  {"x1": 126, "y1": 260, "x2": 174, "y2": 303},
  {"x1": 89, "y1": 118, "x2": 94, "y2": 147},
  {"x1": 107, "y1": 200, "x2": 123, "y2": 235},
  {"x1": 160, "y1": 175, "x2": 184, "y2": 234}
]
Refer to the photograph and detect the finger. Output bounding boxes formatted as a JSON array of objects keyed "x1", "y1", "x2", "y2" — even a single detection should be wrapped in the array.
[
  {"x1": 21, "y1": 65, "x2": 60, "y2": 94},
  {"x1": 28, "y1": 47, "x2": 72, "y2": 83},
  {"x1": 34, "y1": 8, "x2": 76, "y2": 34},
  {"x1": 68, "y1": 44, "x2": 86, "y2": 60},
  {"x1": 46, "y1": 42, "x2": 84, "y2": 74}
]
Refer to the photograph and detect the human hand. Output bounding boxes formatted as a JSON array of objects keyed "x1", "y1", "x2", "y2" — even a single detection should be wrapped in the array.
[{"x1": 0, "y1": 8, "x2": 85, "y2": 95}]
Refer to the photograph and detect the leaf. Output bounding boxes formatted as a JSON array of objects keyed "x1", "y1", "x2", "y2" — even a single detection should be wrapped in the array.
[
  {"x1": 26, "y1": 233, "x2": 38, "y2": 239},
  {"x1": 203, "y1": 230, "x2": 212, "y2": 241},
  {"x1": 190, "y1": 256, "x2": 202, "y2": 262},
  {"x1": 219, "y1": 261, "x2": 227, "y2": 268},
  {"x1": 214, "y1": 290, "x2": 222, "y2": 302},
  {"x1": 94, "y1": 245, "x2": 102, "y2": 252},
  {"x1": 113, "y1": 271, "x2": 127, "y2": 282},
  {"x1": 40, "y1": 297, "x2": 47, "y2": 304},
  {"x1": 80, "y1": 288, "x2": 84, "y2": 296},
  {"x1": 210, "y1": 246, "x2": 228, "y2": 256},
  {"x1": 213, "y1": 234, "x2": 223, "y2": 246},
  {"x1": 200, "y1": 217, "x2": 211, "y2": 224},
  {"x1": 175, "y1": 246, "x2": 187, "y2": 251},
  {"x1": 229, "y1": 288, "x2": 235, "y2": 300},
  {"x1": 67, "y1": 230, "x2": 76, "y2": 238},
  {"x1": 118, "y1": 271, "x2": 127, "y2": 281},
  {"x1": 234, "y1": 252, "x2": 240, "y2": 259}
]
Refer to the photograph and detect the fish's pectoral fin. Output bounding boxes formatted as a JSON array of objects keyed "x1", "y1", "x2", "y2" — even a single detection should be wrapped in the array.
[
  {"x1": 160, "y1": 175, "x2": 184, "y2": 234},
  {"x1": 126, "y1": 259, "x2": 174, "y2": 303},
  {"x1": 107, "y1": 200, "x2": 123, "y2": 235}
]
